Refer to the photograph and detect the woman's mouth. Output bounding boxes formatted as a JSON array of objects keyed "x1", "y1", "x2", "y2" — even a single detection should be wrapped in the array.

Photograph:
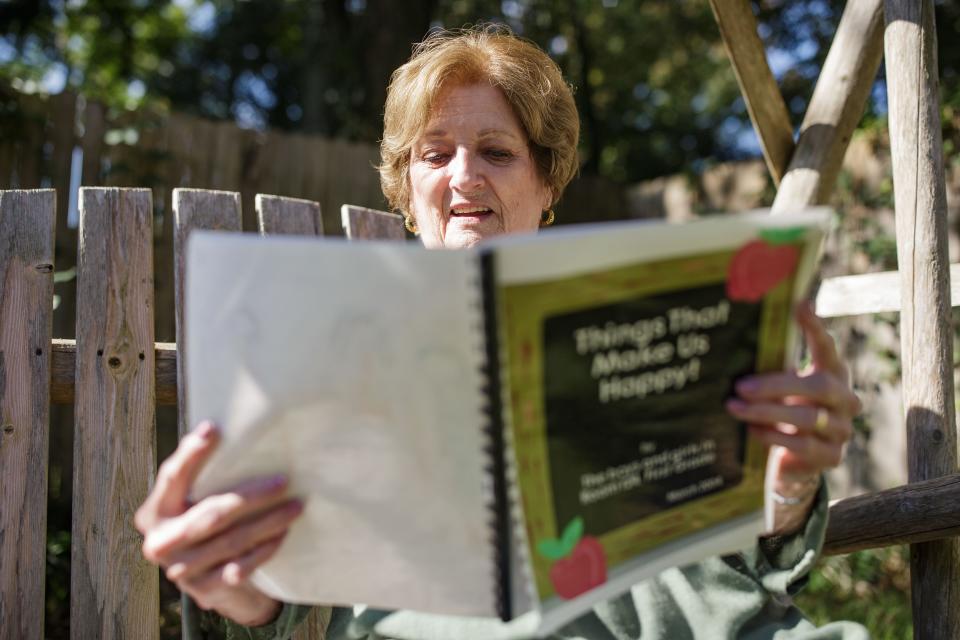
[{"x1": 450, "y1": 206, "x2": 493, "y2": 218}]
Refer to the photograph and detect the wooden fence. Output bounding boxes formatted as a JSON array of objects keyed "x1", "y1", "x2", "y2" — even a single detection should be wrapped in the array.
[{"x1": 1, "y1": 186, "x2": 400, "y2": 638}]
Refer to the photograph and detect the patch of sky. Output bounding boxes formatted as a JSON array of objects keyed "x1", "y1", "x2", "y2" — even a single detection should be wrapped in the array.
[
  {"x1": 233, "y1": 101, "x2": 265, "y2": 130},
  {"x1": 0, "y1": 38, "x2": 15, "y2": 63},
  {"x1": 128, "y1": 79, "x2": 146, "y2": 101},
  {"x1": 871, "y1": 79, "x2": 888, "y2": 115},
  {"x1": 766, "y1": 47, "x2": 793, "y2": 79},
  {"x1": 186, "y1": 1, "x2": 216, "y2": 34},
  {"x1": 235, "y1": 70, "x2": 276, "y2": 109},
  {"x1": 550, "y1": 35, "x2": 568, "y2": 56},
  {"x1": 262, "y1": 63, "x2": 278, "y2": 81},
  {"x1": 42, "y1": 63, "x2": 68, "y2": 93},
  {"x1": 602, "y1": 0, "x2": 618, "y2": 7},
  {"x1": 347, "y1": 0, "x2": 367, "y2": 13},
  {"x1": 502, "y1": 0, "x2": 524, "y2": 19},
  {"x1": 243, "y1": 44, "x2": 260, "y2": 61},
  {"x1": 789, "y1": 94, "x2": 807, "y2": 115},
  {"x1": 718, "y1": 115, "x2": 761, "y2": 156},
  {"x1": 794, "y1": 38, "x2": 817, "y2": 62},
  {"x1": 286, "y1": 103, "x2": 303, "y2": 122}
]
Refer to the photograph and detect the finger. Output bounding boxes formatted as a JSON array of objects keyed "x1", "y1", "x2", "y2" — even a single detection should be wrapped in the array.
[
  {"x1": 166, "y1": 500, "x2": 303, "y2": 582},
  {"x1": 796, "y1": 303, "x2": 846, "y2": 378},
  {"x1": 221, "y1": 533, "x2": 288, "y2": 586},
  {"x1": 727, "y1": 399, "x2": 852, "y2": 444},
  {"x1": 736, "y1": 370, "x2": 859, "y2": 415},
  {"x1": 148, "y1": 421, "x2": 220, "y2": 519},
  {"x1": 182, "y1": 533, "x2": 288, "y2": 603},
  {"x1": 749, "y1": 426, "x2": 844, "y2": 471},
  {"x1": 142, "y1": 474, "x2": 290, "y2": 564}
]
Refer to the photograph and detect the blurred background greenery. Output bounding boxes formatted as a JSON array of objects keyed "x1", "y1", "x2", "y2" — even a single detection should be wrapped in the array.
[{"x1": 6, "y1": 1, "x2": 960, "y2": 638}]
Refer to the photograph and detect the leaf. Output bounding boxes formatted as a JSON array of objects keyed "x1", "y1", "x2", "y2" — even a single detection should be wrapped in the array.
[
  {"x1": 758, "y1": 227, "x2": 807, "y2": 245},
  {"x1": 560, "y1": 517, "x2": 584, "y2": 555},
  {"x1": 537, "y1": 538, "x2": 568, "y2": 561}
]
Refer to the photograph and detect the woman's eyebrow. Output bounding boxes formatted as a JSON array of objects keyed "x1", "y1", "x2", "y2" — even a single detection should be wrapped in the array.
[
  {"x1": 419, "y1": 128, "x2": 524, "y2": 142},
  {"x1": 477, "y1": 128, "x2": 523, "y2": 141}
]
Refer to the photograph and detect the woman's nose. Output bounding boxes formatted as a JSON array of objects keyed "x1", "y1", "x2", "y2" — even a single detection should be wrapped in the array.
[{"x1": 448, "y1": 148, "x2": 484, "y2": 193}]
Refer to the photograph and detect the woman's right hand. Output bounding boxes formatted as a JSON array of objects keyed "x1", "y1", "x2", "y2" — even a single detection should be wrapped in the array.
[{"x1": 134, "y1": 421, "x2": 304, "y2": 626}]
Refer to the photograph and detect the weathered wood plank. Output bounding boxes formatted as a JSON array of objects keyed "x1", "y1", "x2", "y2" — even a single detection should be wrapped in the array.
[
  {"x1": 772, "y1": 0, "x2": 884, "y2": 213},
  {"x1": 257, "y1": 194, "x2": 323, "y2": 236},
  {"x1": 0, "y1": 189, "x2": 55, "y2": 640},
  {"x1": 707, "y1": 0, "x2": 794, "y2": 184},
  {"x1": 884, "y1": 2, "x2": 960, "y2": 637},
  {"x1": 255, "y1": 193, "x2": 329, "y2": 638},
  {"x1": 824, "y1": 473, "x2": 960, "y2": 556},
  {"x1": 51, "y1": 339, "x2": 177, "y2": 405},
  {"x1": 173, "y1": 189, "x2": 242, "y2": 436},
  {"x1": 71, "y1": 188, "x2": 159, "y2": 640},
  {"x1": 341, "y1": 205, "x2": 406, "y2": 241},
  {"x1": 815, "y1": 264, "x2": 960, "y2": 318}
]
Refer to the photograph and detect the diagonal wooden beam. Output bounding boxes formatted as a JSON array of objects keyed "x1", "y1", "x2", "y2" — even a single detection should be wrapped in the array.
[
  {"x1": 709, "y1": 0, "x2": 795, "y2": 184},
  {"x1": 772, "y1": 0, "x2": 884, "y2": 213}
]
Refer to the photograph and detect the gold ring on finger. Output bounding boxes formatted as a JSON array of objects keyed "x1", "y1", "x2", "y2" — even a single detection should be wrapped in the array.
[{"x1": 814, "y1": 407, "x2": 830, "y2": 435}]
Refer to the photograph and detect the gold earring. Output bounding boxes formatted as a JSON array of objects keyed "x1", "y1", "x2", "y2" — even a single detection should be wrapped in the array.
[
  {"x1": 404, "y1": 215, "x2": 418, "y2": 234},
  {"x1": 540, "y1": 209, "x2": 555, "y2": 227}
]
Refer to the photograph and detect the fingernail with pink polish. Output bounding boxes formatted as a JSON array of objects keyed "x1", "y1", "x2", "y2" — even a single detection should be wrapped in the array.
[
  {"x1": 726, "y1": 399, "x2": 747, "y2": 413},
  {"x1": 196, "y1": 421, "x2": 218, "y2": 440},
  {"x1": 736, "y1": 378, "x2": 759, "y2": 394}
]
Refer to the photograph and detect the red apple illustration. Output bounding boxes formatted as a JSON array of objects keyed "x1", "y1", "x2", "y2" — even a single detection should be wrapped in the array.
[
  {"x1": 726, "y1": 233, "x2": 802, "y2": 303},
  {"x1": 537, "y1": 517, "x2": 607, "y2": 599}
]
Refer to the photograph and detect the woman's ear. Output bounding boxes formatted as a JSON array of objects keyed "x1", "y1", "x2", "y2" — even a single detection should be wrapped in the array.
[{"x1": 541, "y1": 185, "x2": 554, "y2": 211}]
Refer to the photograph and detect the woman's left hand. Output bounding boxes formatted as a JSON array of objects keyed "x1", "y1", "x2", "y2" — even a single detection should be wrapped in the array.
[{"x1": 726, "y1": 302, "x2": 862, "y2": 534}]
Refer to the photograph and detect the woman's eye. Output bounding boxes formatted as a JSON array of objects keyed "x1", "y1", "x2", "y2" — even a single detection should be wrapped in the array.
[
  {"x1": 421, "y1": 152, "x2": 449, "y2": 166},
  {"x1": 485, "y1": 149, "x2": 514, "y2": 161}
]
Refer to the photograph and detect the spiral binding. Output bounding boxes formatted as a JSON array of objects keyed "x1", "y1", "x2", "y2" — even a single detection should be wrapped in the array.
[{"x1": 475, "y1": 251, "x2": 513, "y2": 622}]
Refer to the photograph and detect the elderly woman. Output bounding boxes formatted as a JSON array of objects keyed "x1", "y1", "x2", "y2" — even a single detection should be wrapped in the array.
[{"x1": 136, "y1": 26, "x2": 867, "y2": 640}]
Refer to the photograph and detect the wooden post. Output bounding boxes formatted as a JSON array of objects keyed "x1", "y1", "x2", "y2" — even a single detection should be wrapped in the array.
[
  {"x1": 172, "y1": 189, "x2": 242, "y2": 437},
  {"x1": 71, "y1": 188, "x2": 159, "y2": 640},
  {"x1": 772, "y1": 0, "x2": 884, "y2": 213},
  {"x1": 708, "y1": 0, "x2": 795, "y2": 184},
  {"x1": 884, "y1": 2, "x2": 960, "y2": 637},
  {"x1": 0, "y1": 189, "x2": 55, "y2": 640}
]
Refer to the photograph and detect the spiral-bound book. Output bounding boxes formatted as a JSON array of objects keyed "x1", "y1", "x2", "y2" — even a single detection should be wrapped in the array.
[{"x1": 186, "y1": 208, "x2": 830, "y2": 635}]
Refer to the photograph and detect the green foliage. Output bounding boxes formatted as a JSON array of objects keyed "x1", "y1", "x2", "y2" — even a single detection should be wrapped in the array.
[{"x1": 796, "y1": 546, "x2": 912, "y2": 639}]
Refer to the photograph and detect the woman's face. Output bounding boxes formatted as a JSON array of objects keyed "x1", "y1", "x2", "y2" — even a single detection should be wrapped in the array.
[{"x1": 408, "y1": 83, "x2": 552, "y2": 249}]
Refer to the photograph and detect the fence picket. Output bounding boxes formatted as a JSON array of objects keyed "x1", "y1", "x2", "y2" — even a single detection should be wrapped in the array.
[
  {"x1": 172, "y1": 188, "x2": 242, "y2": 437},
  {"x1": 0, "y1": 189, "x2": 56, "y2": 640},
  {"x1": 341, "y1": 204, "x2": 405, "y2": 241},
  {"x1": 257, "y1": 194, "x2": 324, "y2": 236},
  {"x1": 254, "y1": 193, "x2": 329, "y2": 639},
  {"x1": 70, "y1": 188, "x2": 159, "y2": 640}
]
